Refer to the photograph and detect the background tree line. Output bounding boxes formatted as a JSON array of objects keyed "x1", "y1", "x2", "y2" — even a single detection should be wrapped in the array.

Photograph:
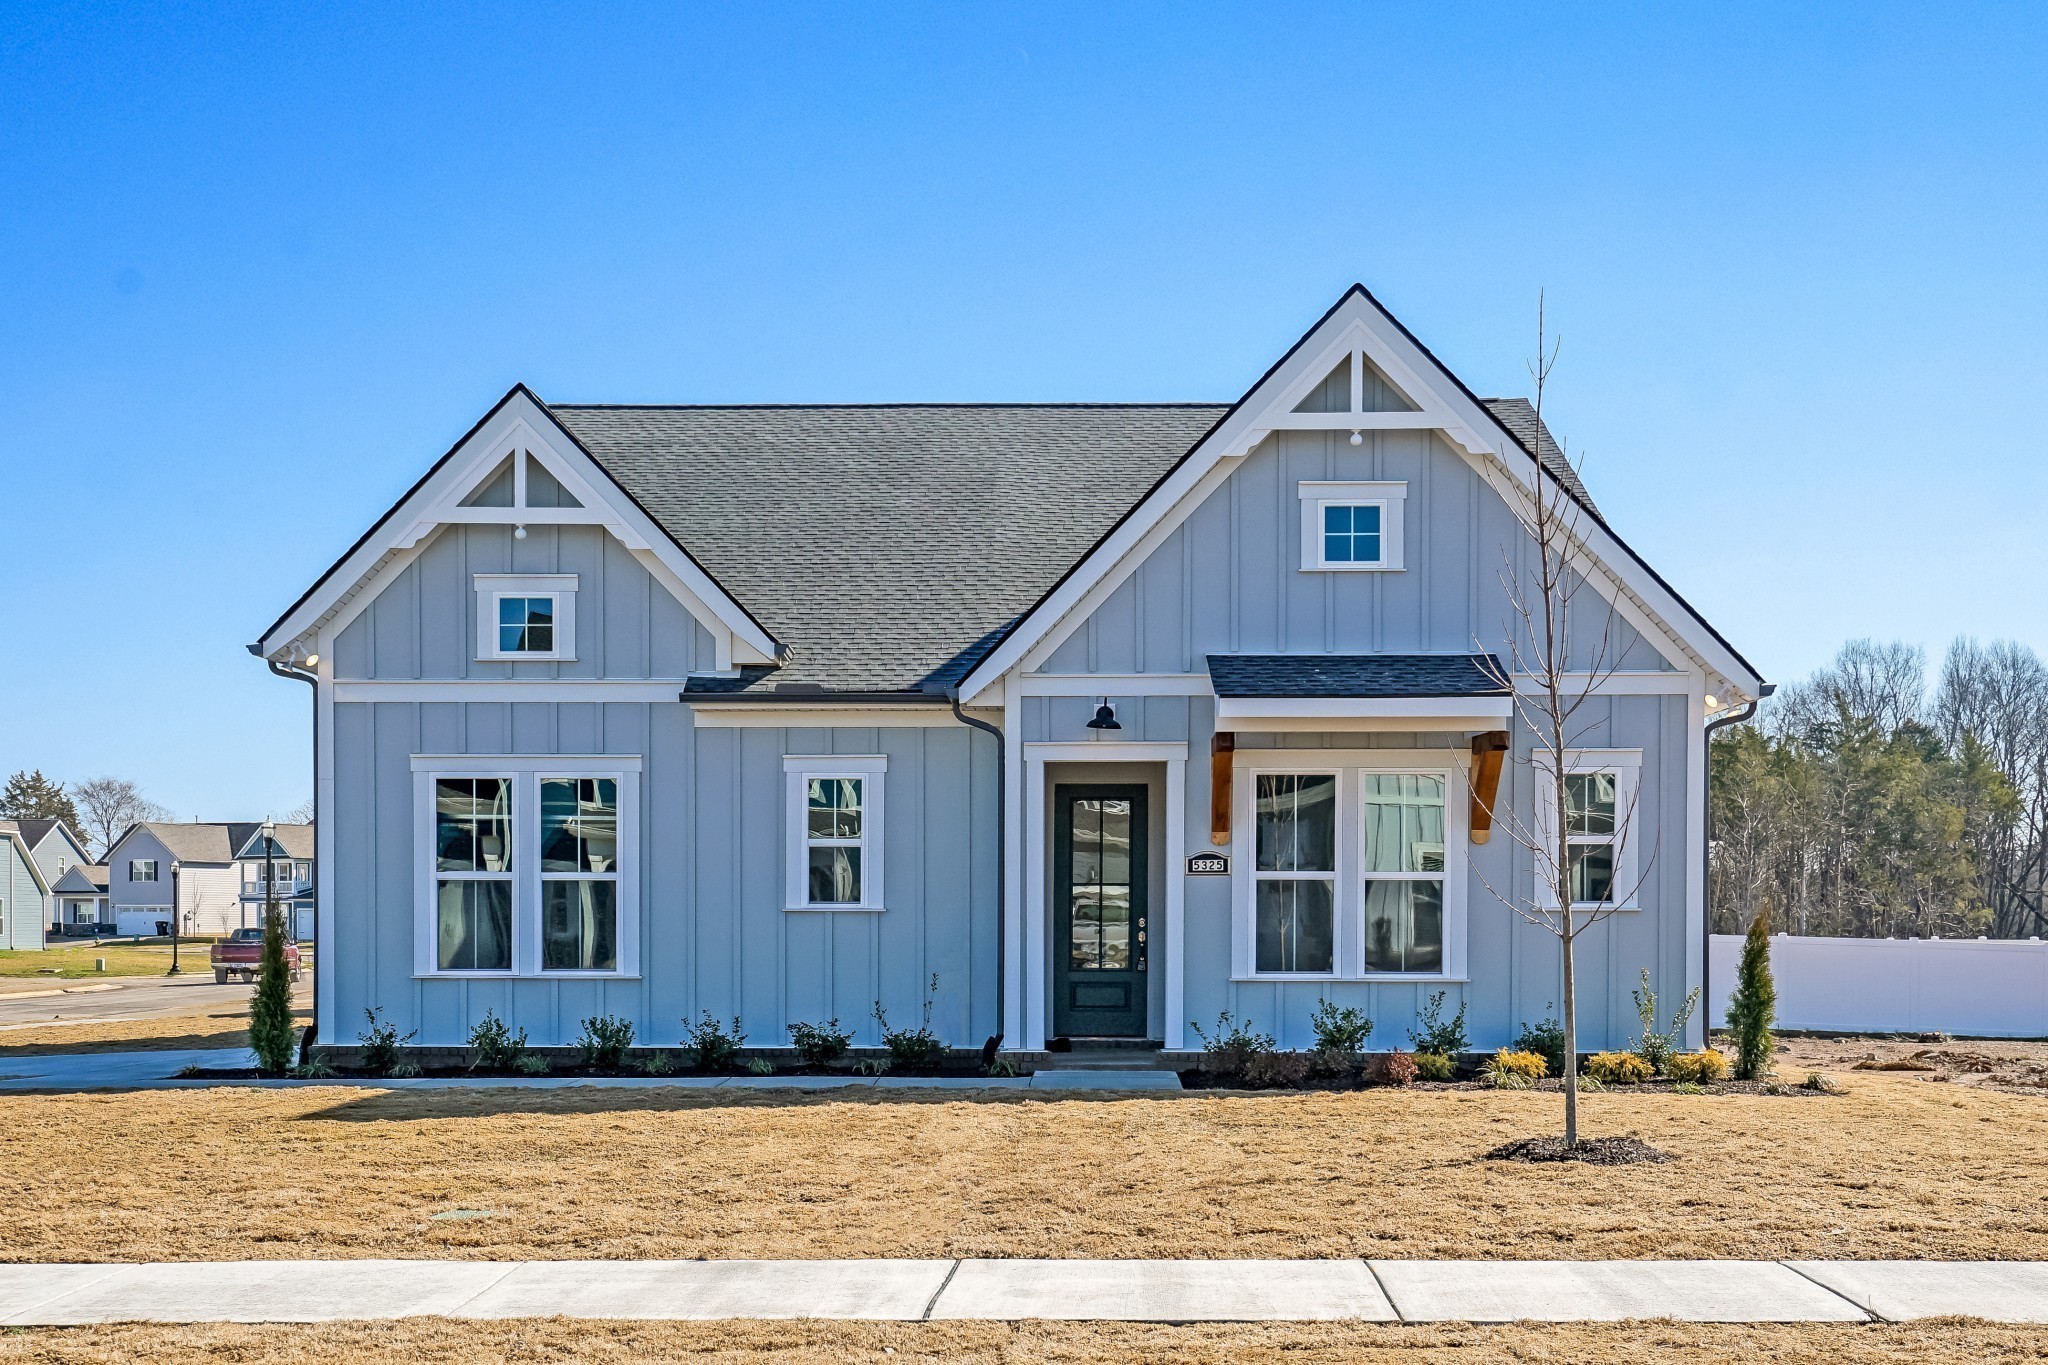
[{"x1": 1711, "y1": 638, "x2": 2048, "y2": 939}]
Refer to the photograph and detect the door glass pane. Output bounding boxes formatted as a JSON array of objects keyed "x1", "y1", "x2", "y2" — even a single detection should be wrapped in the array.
[
  {"x1": 1363, "y1": 773, "x2": 1446, "y2": 873},
  {"x1": 1255, "y1": 878, "x2": 1334, "y2": 972},
  {"x1": 436, "y1": 879, "x2": 511, "y2": 970},
  {"x1": 1254, "y1": 775, "x2": 1336, "y2": 872},
  {"x1": 541, "y1": 777, "x2": 617, "y2": 872},
  {"x1": 1364, "y1": 879, "x2": 1444, "y2": 973},
  {"x1": 1067, "y1": 797, "x2": 1132, "y2": 971},
  {"x1": 542, "y1": 879, "x2": 617, "y2": 971},
  {"x1": 436, "y1": 777, "x2": 509, "y2": 872},
  {"x1": 808, "y1": 846, "x2": 862, "y2": 903}
]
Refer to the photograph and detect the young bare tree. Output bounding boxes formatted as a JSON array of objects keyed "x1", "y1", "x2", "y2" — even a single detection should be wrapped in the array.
[
  {"x1": 1474, "y1": 296, "x2": 1658, "y2": 1147},
  {"x1": 71, "y1": 777, "x2": 173, "y2": 860}
]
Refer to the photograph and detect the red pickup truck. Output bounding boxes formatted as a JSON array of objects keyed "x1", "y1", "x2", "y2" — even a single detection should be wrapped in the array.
[{"x1": 210, "y1": 928, "x2": 303, "y2": 984}]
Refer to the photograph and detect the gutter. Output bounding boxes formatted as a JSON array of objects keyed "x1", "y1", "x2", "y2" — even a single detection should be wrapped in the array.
[
  {"x1": 949, "y1": 692, "x2": 1005, "y2": 1062},
  {"x1": 1702, "y1": 684, "x2": 1772, "y2": 1040},
  {"x1": 263, "y1": 653, "x2": 321, "y2": 1066}
]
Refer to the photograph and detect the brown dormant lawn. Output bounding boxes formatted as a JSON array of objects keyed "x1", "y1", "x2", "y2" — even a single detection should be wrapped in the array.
[
  {"x1": 3, "y1": 1070, "x2": 2047, "y2": 1264},
  {"x1": 0, "y1": 1006, "x2": 308, "y2": 1056},
  {"x1": 3, "y1": 1319, "x2": 2047, "y2": 1365}
]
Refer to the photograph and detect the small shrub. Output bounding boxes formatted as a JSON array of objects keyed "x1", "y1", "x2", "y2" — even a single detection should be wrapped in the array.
[
  {"x1": 577, "y1": 1014, "x2": 636, "y2": 1070},
  {"x1": 1665, "y1": 1049, "x2": 1731, "y2": 1085},
  {"x1": 1309, "y1": 999, "x2": 1374, "y2": 1054},
  {"x1": 1307, "y1": 1045, "x2": 1359, "y2": 1079},
  {"x1": 1486, "y1": 1048, "x2": 1549, "y2": 1082},
  {"x1": 1190, "y1": 1011, "x2": 1276, "y2": 1082},
  {"x1": 1513, "y1": 1011, "x2": 1567, "y2": 1078},
  {"x1": 1585, "y1": 1051, "x2": 1653, "y2": 1085},
  {"x1": 637, "y1": 1052, "x2": 675, "y2": 1077},
  {"x1": 854, "y1": 1056, "x2": 892, "y2": 1076},
  {"x1": 468, "y1": 1010, "x2": 528, "y2": 1071},
  {"x1": 985, "y1": 1057, "x2": 1023, "y2": 1078},
  {"x1": 386, "y1": 1061, "x2": 421, "y2": 1079},
  {"x1": 746, "y1": 1057, "x2": 776, "y2": 1075},
  {"x1": 873, "y1": 974, "x2": 947, "y2": 1068},
  {"x1": 1673, "y1": 1081, "x2": 1706, "y2": 1095},
  {"x1": 1409, "y1": 990, "x2": 1469, "y2": 1058},
  {"x1": 684, "y1": 1011, "x2": 746, "y2": 1070},
  {"x1": 788, "y1": 1018, "x2": 853, "y2": 1066},
  {"x1": 1243, "y1": 1050, "x2": 1310, "y2": 1089},
  {"x1": 1372, "y1": 1049, "x2": 1420, "y2": 1086},
  {"x1": 357, "y1": 1007, "x2": 418, "y2": 1077},
  {"x1": 1803, "y1": 1070, "x2": 1840, "y2": 1093},
  {"x1": 174, "y1": 1063, "x2": 205, "y2": 1078},
  {"x1": 1573, "y1": 1073, "x2": 1606, "y2": 1093},
  {"x1": 1413, "y1": 1050, "x2": 1456, "y2": 1082},
  {"x1": 515, "y1": 1054, "x2": 550, "y2": 1076},
  {"x1": 291, "y1": 1056, "x2": 336, "y2": 1079},
  {"x1": 1630, "y1": 969, "x2": 1700, "y2": 1075}
]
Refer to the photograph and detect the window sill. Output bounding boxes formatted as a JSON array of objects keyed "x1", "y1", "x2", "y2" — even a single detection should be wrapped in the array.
[
  {"x1": 783, "y1": 905, "x2": 888, "y2": 914},
  {"x1": 1300, "y1": 564, "x2": 1403, "y2": 573},
  {"x1": 413, "y1": 971, "x2": 643, "y2": 981},
  {"x1": 1231, "y1": 973, "x2": 1470, "y2": 984},
  {"x1": 1536, "y1": 903, "x2": 1642, "y2": 914}
]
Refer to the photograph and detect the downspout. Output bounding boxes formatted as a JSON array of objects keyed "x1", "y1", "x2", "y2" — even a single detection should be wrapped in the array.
[
  {"x1": 1702, "y1": 684, "x2": 1771, "y2": 1042},
  {"x1": 268, "y1": 657, "x2": 320, "y2": 1066},
  {"x1": 949, "y1": 692, "x2": 1005, "y2": 1062}
]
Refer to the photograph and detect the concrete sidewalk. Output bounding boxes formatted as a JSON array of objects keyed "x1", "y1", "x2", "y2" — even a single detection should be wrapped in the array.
[
  {"x1": 2, "y1": 1259, "x2": 2046, "y2": 1325},
  {"x1": 0, "y1": 1047, "x2": 1180, "y2": 1094}
]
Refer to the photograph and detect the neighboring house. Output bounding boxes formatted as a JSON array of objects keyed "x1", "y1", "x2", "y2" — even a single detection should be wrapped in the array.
[
  {"x1": 49, "y1": 864, "x2": 110, "y2": 932},
  {"x1": 14, "y1": 819, "x2": 94, "y2": 934},
  {"x1": 105, "y1": 823, "x2": 251, "y2": 938},
  {"x1": 254, "y1": 285, "x2": 1766, "y2": 1057},
  {"x1": 231, "y1": 823, "x2": 315, "y2": 940},
  {"x1": 0, "y1": 823, "x2": 51, "y2": 951}
]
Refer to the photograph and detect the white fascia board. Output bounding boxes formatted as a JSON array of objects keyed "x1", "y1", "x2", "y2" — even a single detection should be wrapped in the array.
[
  {"x1": 1214, "y1": 695, "x2": 1513, "y2": 732},
  {"x1": 257, "y1": 388, "x2": 779, "y2": 667},
  {"x1": 956, "y1": 286, "x2": 1762, "y2": 707}
]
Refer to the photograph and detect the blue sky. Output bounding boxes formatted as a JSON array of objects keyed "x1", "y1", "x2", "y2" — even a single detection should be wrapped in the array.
[{"x1": 2, "y1": 3, "x2": 2043, "y2": 820}]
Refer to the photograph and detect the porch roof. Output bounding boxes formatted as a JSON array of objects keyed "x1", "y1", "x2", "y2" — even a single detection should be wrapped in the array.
[{"x1": 1205, "y1": 653, "x2": 1510, "y2": 699}]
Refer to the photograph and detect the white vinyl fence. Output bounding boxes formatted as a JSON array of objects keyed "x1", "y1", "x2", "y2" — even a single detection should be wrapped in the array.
[{"x1": 1709, "y1": 933, "x2": 2048, "y2": 1038}]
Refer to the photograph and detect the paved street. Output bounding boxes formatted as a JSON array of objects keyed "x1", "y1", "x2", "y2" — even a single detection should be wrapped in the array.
[
  {"x1": 0, "y1": 974, "x2": 270, "y2": 1032},
  {"x1": 2, "y1": 1258, "x2": 2046, "y2": 1325}
]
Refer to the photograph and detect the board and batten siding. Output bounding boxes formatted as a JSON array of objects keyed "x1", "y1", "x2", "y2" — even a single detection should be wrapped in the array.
[
  {"x1": 2, "y1": 839, "x2": 44, "y2": 950},
  {"x1": 1022, "y1": 429, "x2": 1696, "y2": 1053},
  {"x1": 326, "y1": 523, "x2": 1001, "y2": 1049}
]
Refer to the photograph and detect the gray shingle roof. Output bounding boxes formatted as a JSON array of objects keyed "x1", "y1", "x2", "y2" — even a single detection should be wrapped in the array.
[
  {"x1": 1483, "y1": 398, "x2": 1595, "y2": 511},
  {"x1": 1207, "y1": 653, "x2": 1510, "y2": 698},
  {"x1": 127, "y1": 823, "x2": 238, "y2": 865},
  {"x1": 551, "y1": 399, "x2": 1584, "y2": 695}
]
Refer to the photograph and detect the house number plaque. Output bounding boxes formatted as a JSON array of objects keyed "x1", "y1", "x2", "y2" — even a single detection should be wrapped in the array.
[{"x1": 1186, "y1": 851, "x2": 1229, "y2": 876}]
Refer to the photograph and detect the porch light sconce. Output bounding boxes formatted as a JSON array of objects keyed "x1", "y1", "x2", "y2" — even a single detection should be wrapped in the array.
[
  {"x1": 1085, "y1": 700, "x2": 1121, "y2": 731},
  {"x1": 513, "y1": 523, "x2": 528, "y2": 540},
  {"x1": 1348, "y1": 428, "x2": 1363, "y2": 446}
]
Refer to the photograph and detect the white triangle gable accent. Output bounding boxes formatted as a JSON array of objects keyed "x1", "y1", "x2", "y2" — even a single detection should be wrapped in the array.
[{"x1": 257, "y1": 387, "x2": 779, "y2": 670}]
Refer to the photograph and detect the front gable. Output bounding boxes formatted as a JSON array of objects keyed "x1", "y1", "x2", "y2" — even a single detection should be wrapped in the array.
[
  {"x1": 959, "y1": 285, "x2": 1763, "y2": 706},
  {"x1": 255, "y1": 387, "x2": 779, "y2": 673}
]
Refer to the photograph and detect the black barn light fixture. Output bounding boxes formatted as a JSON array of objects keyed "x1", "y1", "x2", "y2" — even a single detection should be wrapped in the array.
[{"x1": 1086, "y1": 699, "x2": 1122, "y2": 731}]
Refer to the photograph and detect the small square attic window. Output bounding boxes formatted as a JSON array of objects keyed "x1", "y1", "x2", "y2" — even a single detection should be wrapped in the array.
[
  {"x1": 1299, "y1": 482, "x2": 1407, "y2": 571},
  {"x1": 475, "y1": 575, "x2": 577, "y2": 662}
]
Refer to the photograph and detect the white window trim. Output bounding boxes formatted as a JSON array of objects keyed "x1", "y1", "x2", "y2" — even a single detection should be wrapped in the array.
[
  {"x1": 1231, "y1": 748, "x2": 1468, "y2": 982},
  {"x1": 410, "y1": 753, "x2": 641, "y2": 978},
  {"x1": 1298, "y1": 480, "x2": 1407, "y2": 571},
  {"x1": 783, "y1": 755, "x2": 888, "y2": 912},
  {"x1": 474, "y1": 574, "x2": 578, "y2": 662},
  {"x1": 1532, "y1": 748, "x2": 1645, "y2": 912}
]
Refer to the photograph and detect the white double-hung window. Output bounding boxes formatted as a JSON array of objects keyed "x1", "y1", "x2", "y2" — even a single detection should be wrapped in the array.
[
  {"x1": 412, "y1": 755, "x2": 639, "y2": 976},
  {"x1": 1235, "y1": 750, "x2": 1467, "y2": 980},
  {"x1": 784, "y1": 755, "x2": 887, "y2": 911},
  {"x1": 1535, "y1": 749, "x2": 1643, "y2": 910}
]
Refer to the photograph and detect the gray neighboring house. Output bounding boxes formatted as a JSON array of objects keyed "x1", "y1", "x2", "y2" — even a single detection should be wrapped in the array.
[
  {"x1": 14, "y1": 819, "x2": 95, "y2": 934},
  {"x1": 255, "y1": 285, "x2": 1766, "y2": 1058},
  {"x1": 0, "y1": 823, "x2": 51, "y2": 951},
  {"x1": 49, "y1": 863, "x2": 110, "y2": 932},
  {"x1": 105, "y1": 823, "x2": 253, "y2": 938},
  {"x1": 232, "y1": 823, "x2": 315, "y2": 940}
]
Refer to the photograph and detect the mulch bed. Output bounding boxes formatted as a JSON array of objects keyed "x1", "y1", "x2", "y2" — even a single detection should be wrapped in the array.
[
  {"x1": 182, "y1": 1060, "x2": 1019, "y2": 1082},
  {"x1": 1178, "y1": 1070, "x2": 1837, "y2": 1097},
  {"x1": 1485, "y1": 1135, "x2": 1674, "y2": 1165}
]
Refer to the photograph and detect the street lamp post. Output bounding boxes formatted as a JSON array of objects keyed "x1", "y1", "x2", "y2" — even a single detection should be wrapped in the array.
[{"x1": 167, "y1": 861, "x2": 182, "y2": 975}]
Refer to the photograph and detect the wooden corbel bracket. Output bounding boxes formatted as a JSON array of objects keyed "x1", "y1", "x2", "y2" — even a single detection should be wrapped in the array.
[{"x1": 1469, "y1": 730, "x2": 1510, "y2": 844}]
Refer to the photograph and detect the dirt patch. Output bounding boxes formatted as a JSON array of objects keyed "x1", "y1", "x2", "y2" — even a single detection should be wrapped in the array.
[
  {"x1": 0, "y1": 1318, "x2": 2044, "y2": 1365},
  {"x1": 1768, "y1": 1034, "x2": 2048, "y2": 1096},
  {"x1": 1485, "y1": 1135, "x2": 1673, "y2": 1165},
  {"x1": 4, "y1": 1070, "x2": 2048, "y2": 1263},
  {"x1": 0, "y1": 1005, "x2": 309, "y2": 1057}
]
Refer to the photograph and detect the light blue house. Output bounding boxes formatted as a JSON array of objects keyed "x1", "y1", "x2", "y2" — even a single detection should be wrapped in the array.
[
  {"x1": 0, "y1": 823, "x2": 52, "y2": 952},
  {"x1": 255, "y1": 286, "x2": 1766, "y2": 1058}
]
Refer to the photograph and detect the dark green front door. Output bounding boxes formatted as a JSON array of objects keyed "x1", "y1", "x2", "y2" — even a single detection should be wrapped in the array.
[{"x1": 1052, "y1": 784, "x2": 1149, "y2": 1038}]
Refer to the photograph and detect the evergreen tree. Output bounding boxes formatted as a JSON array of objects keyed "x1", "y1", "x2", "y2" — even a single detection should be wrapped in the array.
[
  {"x1": 248, "y1": 904, "x2": 297, "y2": 1075},
  {"x1": 1725, "y1": 907, "x2": 1777, "y2": 1081},
  {"x1": 0, "y1": 769, "x2": 81, "y2": 835}
]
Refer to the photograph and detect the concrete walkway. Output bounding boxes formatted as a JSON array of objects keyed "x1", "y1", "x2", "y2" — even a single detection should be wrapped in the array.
[
  {"x1": 0, "y1": 1047, "x2": 1181, "y2": 1094},
  {"x1": 2, "y1": 1259, "x2": 2045, "y2": 1325}
]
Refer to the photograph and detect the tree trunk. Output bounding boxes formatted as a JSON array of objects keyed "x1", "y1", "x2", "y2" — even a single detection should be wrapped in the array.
[{"x1": 1562, "y1": 922, "x2": 1578, "y2": 1144}]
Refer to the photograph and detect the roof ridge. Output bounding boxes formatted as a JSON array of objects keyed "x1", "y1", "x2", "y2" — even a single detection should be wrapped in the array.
[{"x1": 548, "y1": 401, "x2": 1231, "y2": 411}]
